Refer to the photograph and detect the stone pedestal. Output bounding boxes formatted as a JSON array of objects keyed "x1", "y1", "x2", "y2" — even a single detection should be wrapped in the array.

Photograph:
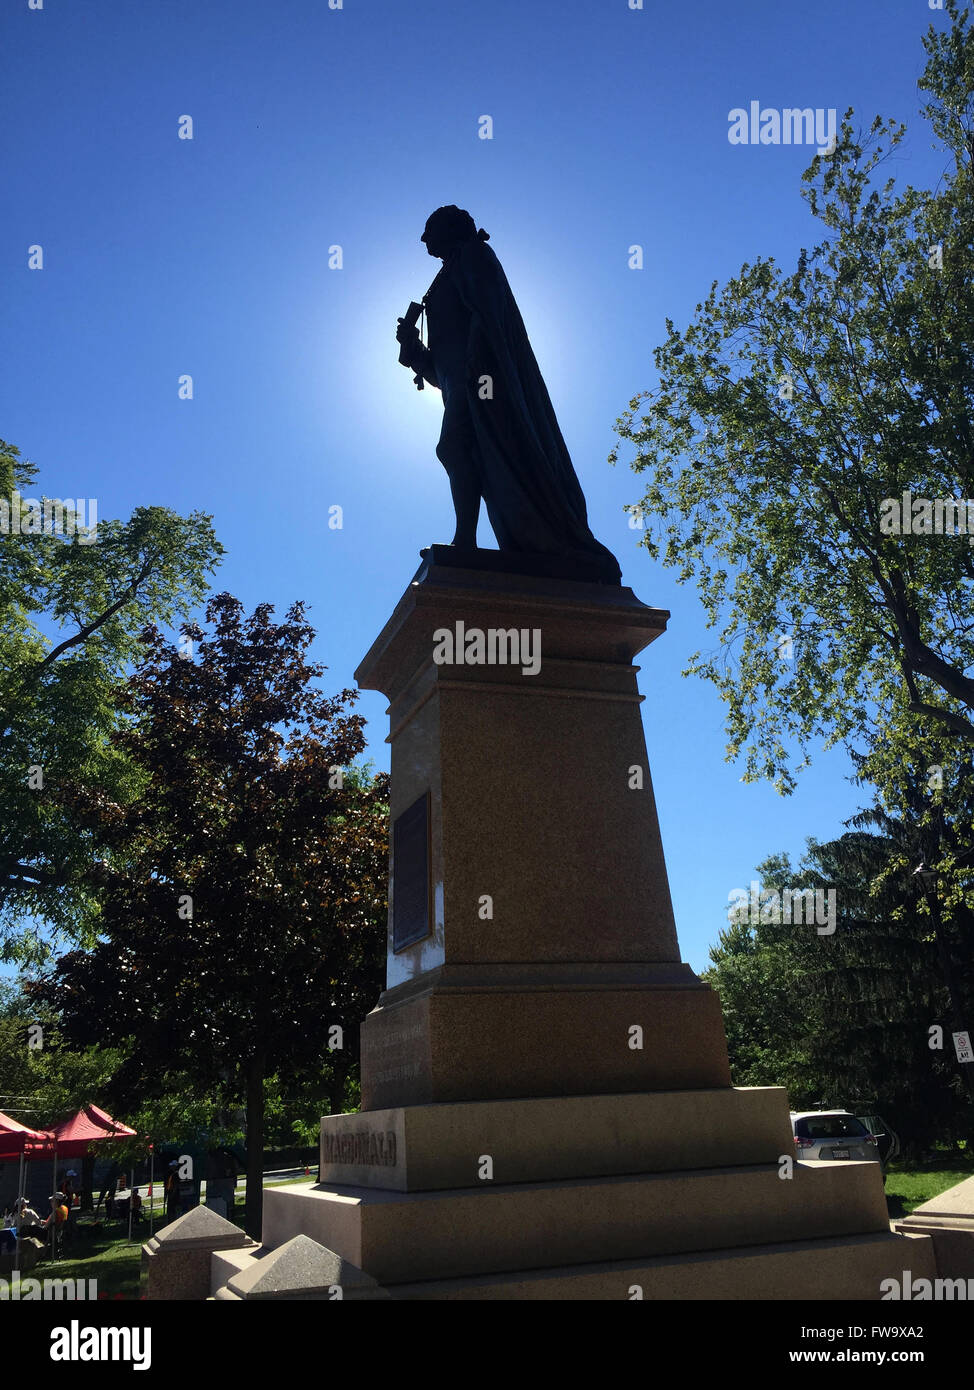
[
  {"x1": 355, "y1": 556, "x2": 729, "y2": 1109},
  {"x1": 262, "y1": 553, "x2": 934, "y2": 1299}
]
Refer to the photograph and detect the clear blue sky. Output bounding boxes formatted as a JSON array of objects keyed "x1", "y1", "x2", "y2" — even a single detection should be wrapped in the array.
[{"x1": 3, "y1": 0, "x2": 953, "y2": 972}]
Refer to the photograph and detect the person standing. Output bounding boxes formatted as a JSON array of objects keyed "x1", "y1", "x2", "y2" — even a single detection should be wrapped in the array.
[
  {"x1": 0, "y1": 1206, "x2": 15, "y2": 1254},
  {"x1": 164, "y1": 1161, "x2": 181, "y2": 1223},
  {"x1": 43, "y1": 1193, "x2": 69, "y2": 1259},
  {"x1": 99, "y1": 1160, "x2": 120, "y2": 1220}
]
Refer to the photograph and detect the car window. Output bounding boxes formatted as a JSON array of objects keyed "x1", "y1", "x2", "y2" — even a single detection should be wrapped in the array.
[{"x1": 795, "y1": 1115, "x2": 868, "y2": 1140}]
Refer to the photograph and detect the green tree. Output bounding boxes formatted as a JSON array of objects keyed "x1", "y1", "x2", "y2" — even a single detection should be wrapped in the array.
[
  {"x1": 0, "y1": 984, "x2": 128, "y2": 1207},
  {"x1": 611, "y1": 3, "x2": 974, "y2": 820},
  {"x1": 702, "y1": 915, "x2": 819, "y2": 1102},
  {"x1": 0, "y1": 439, "x2": 223, "y2": 956},
  {"x1": 33, "y1": 594, "x2": 388, "y2": 1238},
  {"x1": 705, "y1": 812, "x2": 974, "y2": 1153}
]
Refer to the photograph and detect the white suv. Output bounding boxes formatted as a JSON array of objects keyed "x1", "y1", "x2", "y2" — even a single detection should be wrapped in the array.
[{"x1": 791, "y1": 1110, "x2": 884, "y2": 1174}]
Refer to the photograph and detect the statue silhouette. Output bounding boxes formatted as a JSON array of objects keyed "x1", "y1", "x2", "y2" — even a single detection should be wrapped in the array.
[{"x1": 397, "y1": 206, "x2": 621, "y2": 584}]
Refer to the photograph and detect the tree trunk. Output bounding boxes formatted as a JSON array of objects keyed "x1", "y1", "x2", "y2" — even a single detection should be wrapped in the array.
[
  {"x1": 328, "y1": 1053, "x2": 350, "y2": 1118},
  {"x1": 81, "y1": 1154, "x2": 95, "y2": 1211},
  {"x1": 928, "y1": 890, "x2": 974, "y2": 1104},
  {"x1": 244, "y1": 1051, "x2": 265, "y2": 1239}
]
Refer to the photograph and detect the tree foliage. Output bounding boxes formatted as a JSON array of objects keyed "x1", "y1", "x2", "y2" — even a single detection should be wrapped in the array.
[
  {"x1": 705, "y1": 804, "x2": 974, "y2": 1153},
  {"x1": 612, "y1": 4, "x2": 974, "y2": 803},
  {"x1": 31, "y1": 593, "x2": 388, "y2": 1236},
  {"x1": 0, "y1": 438, "x2": 223, "y2": 955},
  {"x1": 0, "y1": 984, "x2": 124, "y2": 1134}
]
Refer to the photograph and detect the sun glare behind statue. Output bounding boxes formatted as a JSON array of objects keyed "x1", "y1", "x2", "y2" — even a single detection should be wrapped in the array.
[
  {"x1": 313, "y1": 272, "x2": 448, "y2": 522},
  {"x1": 308, "y1": 235, "x2": 578, "y2": 520}
]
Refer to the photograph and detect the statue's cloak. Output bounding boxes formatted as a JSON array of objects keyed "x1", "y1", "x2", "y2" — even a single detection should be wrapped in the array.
[{"x1": 435, "y1": 237, "x2": 621, "y2": 582}]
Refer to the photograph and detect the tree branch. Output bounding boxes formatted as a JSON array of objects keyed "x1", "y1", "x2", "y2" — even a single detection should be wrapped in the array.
[{"x1": 34, "y1": 562, "x2": 153, "y2": 674}]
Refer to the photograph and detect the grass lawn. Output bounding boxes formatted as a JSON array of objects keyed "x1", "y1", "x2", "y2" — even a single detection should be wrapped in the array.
[
  {"x1": 884, "y1": 1153, "x2": 974, "y2": 1218},
  {"x1": 3, "y1": 1226, "x2": 146, "y2": 1300},
  {"x1": 1, "y1": 1181, "x2": 314, "y2": 1301},
  {"x1": 51, "y1": 1230, "x2": 145, "y2": 1299}
]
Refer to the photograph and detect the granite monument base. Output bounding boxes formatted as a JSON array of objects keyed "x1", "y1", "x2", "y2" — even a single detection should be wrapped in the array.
[
  {"x1": 231, "y1": 557, "x2": 935, "y2": 1299},
  {"x1": 259, "y1": 1085, "x2": 934, "y2": 1298}
]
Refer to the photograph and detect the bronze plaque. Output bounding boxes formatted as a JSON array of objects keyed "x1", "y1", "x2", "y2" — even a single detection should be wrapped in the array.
[{"x1": 392, "y1": 791, "x2": 431, "y2": 952}]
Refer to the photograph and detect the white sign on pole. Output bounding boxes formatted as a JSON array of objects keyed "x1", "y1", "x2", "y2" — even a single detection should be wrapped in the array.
[{"x1": 953, "y1": 1031, "x2": 974, "y2": 1064}]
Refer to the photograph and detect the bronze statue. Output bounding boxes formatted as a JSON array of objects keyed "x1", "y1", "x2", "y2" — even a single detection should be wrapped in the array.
[{"x1": 396, "y1": 206, "x2": 621, "y2": 583}]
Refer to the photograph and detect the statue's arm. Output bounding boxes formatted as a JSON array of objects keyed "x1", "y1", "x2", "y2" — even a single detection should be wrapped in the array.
[
  {"x1": 397, "y1": 324, "x2": 440, "y2": 389},
  {"x1": 411, "y1": 342, "x2": 440, "y2": 390}
]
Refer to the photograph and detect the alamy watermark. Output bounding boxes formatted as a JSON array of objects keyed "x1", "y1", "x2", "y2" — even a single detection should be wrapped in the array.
[
  {"x1": 728, "y1": 102, "x2": 837, "y2": 152},
  {"x1": 728, "y1": 880, "x2": 837, "y2": 935},
  {"x1": 881, "y1": 1270, "x2": 974, "y2": 1300},
  {"x1": 432, "y1": 621, "x2": 541, "y2": 677},
  {"x1": 0, "y1": 1276, "x2": 98, "y2": 1300},
  {"x1": 49, "y1": 1319, "x2": 151, "y2": 1370},
  {"x1": 879, "y1": 492, "x2": 974, "y2": 537},
  {"x1": 0, "y1": 492, "x2": 98, "y2": 544}
]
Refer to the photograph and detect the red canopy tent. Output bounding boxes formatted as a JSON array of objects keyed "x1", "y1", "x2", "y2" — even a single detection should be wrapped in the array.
[
  {"x1": 51, "y1": 1104, "x2": 136, "y2": 1155},
  {"x1": 4, "y1": 1106, "x2": 142, "y2": 1249},
  {"x1": 51, "y1": 1105, "x2": 143, "y2": 1240},
  {"x1": 0, "y1": 1110, "x2": 53, "y2": 1161},
  {"x1": 0, "y1": 1111, "x2": 54, "y2": 1272}
]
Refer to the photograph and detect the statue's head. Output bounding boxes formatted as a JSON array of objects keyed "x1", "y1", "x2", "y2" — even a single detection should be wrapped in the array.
[{"x1": 421, "y1": 206, "x2": 487, "y2": 259}]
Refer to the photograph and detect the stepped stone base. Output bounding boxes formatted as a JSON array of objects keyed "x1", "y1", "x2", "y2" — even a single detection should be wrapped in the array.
[
  {"x1": 263, "y1": 1158, "x2": 894, "y2": 1286},
  {"x1": 255, "y1": 1083, "x2": 935, "y2": 1298},
  {"x1": 389, "y1": 1231, "x2": 935, "y2": 1300},
  {"x1": 893, "y1": 1173, "x2": 974, "y2": 1279},
  {"x1": 319, "y1": 1085, "x2": 792, "y2": 1191}
]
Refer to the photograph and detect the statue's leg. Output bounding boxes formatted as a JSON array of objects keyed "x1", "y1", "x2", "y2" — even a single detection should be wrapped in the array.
[
  {"x1": 445, "y1": 468, "x2": 481, "y2": 550},
  {"x1": 436, "y1": 395, "x2": 481, "y2": 549}
]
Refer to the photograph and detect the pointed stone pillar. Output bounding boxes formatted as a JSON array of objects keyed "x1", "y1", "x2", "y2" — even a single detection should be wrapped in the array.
[
  {"x1": 214, "y1": 1234, "x2": 390, "y2": 1300},
  {"x1": 142, "y1": 1205, "x2": 256, "y2": 1300}
]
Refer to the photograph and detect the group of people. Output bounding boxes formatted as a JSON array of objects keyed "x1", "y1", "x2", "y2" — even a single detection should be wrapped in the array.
[
  {"x1": 0, "y1": 1191, "x2": 71, "y2": 1256},
  {"x1": 103, "y1": 1180, "x2": 143, "y2": 1223},
  {"x1": 2, "y1": 1161, "x2": 192, "y2": 1259},
  {"x1": 0, "y1": 1166, "x2": 142, "y2": 1260}
]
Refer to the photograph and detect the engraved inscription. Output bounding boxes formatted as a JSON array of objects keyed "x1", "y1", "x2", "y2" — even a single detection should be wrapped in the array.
[
  {"x1": 370, "y1": 1023, "x2": 424, "y2": 1050},
  {"x1": 373, "y1": 1060, "x2": 423, "y2": 1085},
  {"x1": 321, "y1": 1130, "x2": 398, "y2": 1167},
  {"x1": 393, "y1": 792, "x2": 431, "y2": 952}
]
